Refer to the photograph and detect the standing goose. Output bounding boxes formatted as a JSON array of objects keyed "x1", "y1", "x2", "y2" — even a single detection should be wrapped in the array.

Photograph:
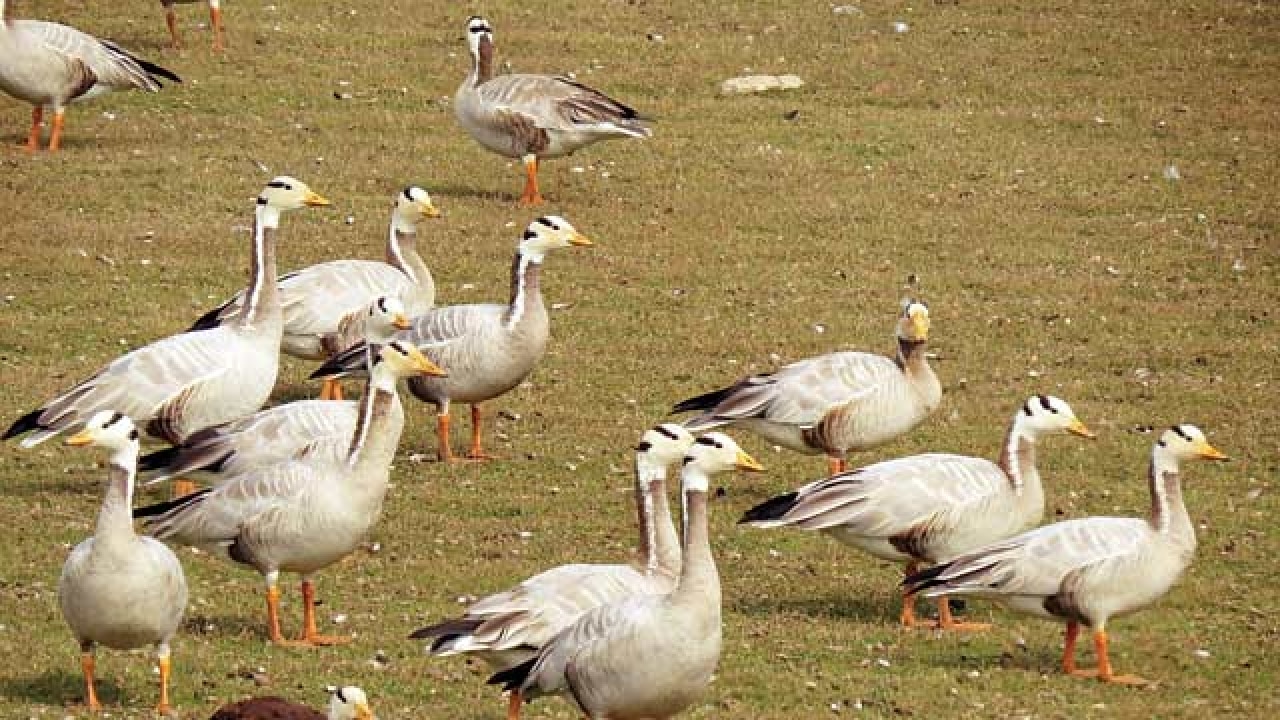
[
  {"x1": 189, "y1": 186, "x2": 441, "y2": 399},
  {"x1": 456, "y1": 16, "x2": 652, "y2": 206},
  {"x1": 411, "y1": 423, "x2": 694, "y2": 720},
  {"x1": 904, "y1": 425, "x2": 1229, "y2": 684},
  {"x1": 210, "y1": 685, "x2": 374, "y2": 720},
  {"x1": 674, "y1": 300, "x2": 941, "y2": 475},
  {"x1": 313, "y1": 215, "x2": 593, "y2": 462},
  {"x1": 133, "y1": 341, "x2": 445, "y2": 646},
  {"x1": 59, "y1": 411, "x2": 187, "y2": 715},
  {"x1": 741, "y1": 395, "x2": 1094, "y2": 629},
  {"x1": 0, "y1": 0, "x2": 180, "y2": 151},
  {"x1": 138, "y1": 296, "x2": 414, "y2": 486},
  {"x1": 160, "y1": 0, "x2": 224, "y2": 51},
  {"x1": 490, "y1": 433, "x2": 763, "y2": 719},
  {"x1": 5, "y1": 178, "x2": 329, "y2": 459}
]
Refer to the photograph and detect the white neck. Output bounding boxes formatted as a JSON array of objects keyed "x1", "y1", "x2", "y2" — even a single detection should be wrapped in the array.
[
  {"x1": 504, "y1": 251, "x2": 540, "y2": 330},
  {"x1": 635, "y1": 458, "x2": 663, "y2": 571},
  {"x1": 256, "y1": 203, "x2": 282, "y2": 229}
]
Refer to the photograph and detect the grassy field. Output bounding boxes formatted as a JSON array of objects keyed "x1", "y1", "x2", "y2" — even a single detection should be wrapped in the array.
[{"x1": 0, "y1": 0, "x2": 1277, "y2": 718}]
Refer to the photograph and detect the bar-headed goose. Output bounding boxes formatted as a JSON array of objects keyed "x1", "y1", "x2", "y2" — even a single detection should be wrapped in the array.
[
  {"x1": 138, "y1": 296, "x2": 415, "y2": 486},
  {"x1": 211, "y1": 685, "x2": 374, "y2": 720},
  {"x1": 411, "y1": 423, "x2": 694, "y2": 720},
  {"x1": 0, "y1": 0, "x2": 180, "y2": 151},
  {"x1": 674, "y1": 299, "x2": 942, "y2": 475},
  {"x1": 133, "y1": 341, "x2": 445, "y2": 646},
  {"x1": 742, "y1": 395, "x2": 1094, "y2": 629},
  {"x1": 189, "y1": 186, "x2": 440, "y2": 396},
  {"x1": 490, "y1": 433, "x2": 763, "y2": 719},
  {"x1": 160, "y1": 0, "x2": 224, "y2": 51},
  {"x1": 59, "y1": 411, "x2": 187, "y2": 715},
  {"x1": 904, "y1": 425, "x2": 1228, "y2": 684},
  {"x1": 456, "y1": 16, "x2": 652, "y2": 206},
  {"x1": 5, "y1": 178, "x2": 328, "y2": 457},
  {"x1": 313, "y1": 215, "x2": 592, "y2": 462}
]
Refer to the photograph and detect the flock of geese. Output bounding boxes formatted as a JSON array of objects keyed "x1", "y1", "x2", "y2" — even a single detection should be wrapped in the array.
[{"x1": 1, "y1": 6, "x2": 1234, "y2": 720}]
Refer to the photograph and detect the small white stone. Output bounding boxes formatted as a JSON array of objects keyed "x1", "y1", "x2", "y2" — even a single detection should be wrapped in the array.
[
  {"x1": 333, "y1": 614, "x2": 348, "y2": 624},
  {"x1": 1163, "y1": 165, "x2": 1181, "y2": 181},
  {"x1": 875, "y1": 658, "x2": 891, "y2": 667},
  {"x1": 517, "y1": 531, "x2": 534, "y2": 539},
  {"x1": 891, "y1": 21, "x2": 909, "y2": 33},
  {"x1": 1193, "y1": 648, "x2": 1211, "y2": 659}
]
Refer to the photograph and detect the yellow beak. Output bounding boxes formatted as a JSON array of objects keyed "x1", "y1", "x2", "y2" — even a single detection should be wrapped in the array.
[
  {"x1": 735, "y1": 449, "x2": 765, "y2": 473},
  {"x1": 420, "y1": 202, "x2": 441, "y2": 219},
  {"x1": 569, "y1": 231, "x2": 594, "y2": 247},
  {"x1": 1067, "y1": 419, "x2": 1096, "y2": 439},
  {"x1": 909, "y1": 310, "x2": 930, "y2": 340},
  {"x1": 405, "y1": 345, "x2": 447, "y2": 377},
  {"x1": 64, "y1": 429, "x2": 93, "y2": 447},
  {"x1": 1197, "y1": 442, "x2": 1229, "y2": 461},
  {"x1": 392, "y1": 314, "x2": 411, "y2": 331},
  {"x1": 355, "y1": 704, "x2": 374, "y2": 720},
  {"x1": 304, "y1": 190, "x2": 331, "y2": 207}
]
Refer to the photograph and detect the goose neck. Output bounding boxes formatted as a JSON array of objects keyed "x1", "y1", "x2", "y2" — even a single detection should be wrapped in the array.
[
  {"x1": 473, "y1": 35, "x2": 495, "y2": 85},
  {"x1": 94, "y1": 447, "x2": 140, "y2": 553},
  {"x1": 897, "y1": 338, "x2": 941, "y2": 408},
  {"x1": 504, "y1": 250, "x2": 543, "y2": 330},
  {"x1": 345, "y1": 360, "x2": 405, "y2": 477},
  {"x1": 675, "y1": 474, "x2": 720, "y2": 604},
  {"x1": 241, "y1": 204, "x2": 281, "y2": 329},
  {"x1": 387, "y1": 225, "x2": 431, "y2": 297},
  {"x1": 1148, "y1": 447, "x2": 1194, "y2": 548}
]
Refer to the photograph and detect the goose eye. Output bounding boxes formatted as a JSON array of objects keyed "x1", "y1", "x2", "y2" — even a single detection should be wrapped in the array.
[{"x1": 636, "y1": 440, "x2": 653, "y2": 452}]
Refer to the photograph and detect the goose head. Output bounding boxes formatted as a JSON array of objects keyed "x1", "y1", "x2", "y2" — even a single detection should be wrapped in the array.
[
  {"x1": 394, "y1": 185, "x2": 441, "y2": 231},
  {"x1": 64, "y1": 411, "x2": 140, "y2": 451},
  {"x1": 636, "y1": 423, "x2": 696, "y2": 478},
  {"x1": 256, "y1": 176, "x2": 330, "y2": 227},
  {"x1": 370, "y1": 340, "x2": 447, "y2": 387},
  {"x1": 325, "y1": 685, "x2": 375, "y2": 720},
  {"x1": 1155, "y1": 424, "x2": 1229, "y2": 464},
  {"x1": 1015, "y1": 395, "x2": 1095, "y2": 439},
  {"x1": 465, "y1": 15, "x2": 495, "y2": 61},
  {"x1": 681, "y1": 432, "x2": 764, "y2": 492},
  {"x1": 362, "y1": 296, "x2": 412, "y2": 344},
  {"x1": 518, "y1": 215, "x2": 593, "y2": 262},
  {"x1": 896, "y1": 299, "x2": 930, "y2": 343}
]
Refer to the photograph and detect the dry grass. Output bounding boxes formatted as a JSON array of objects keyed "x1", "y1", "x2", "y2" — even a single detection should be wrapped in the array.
[{"x1": 0, "y1": 0, "x2": 1277, "y2": 718}]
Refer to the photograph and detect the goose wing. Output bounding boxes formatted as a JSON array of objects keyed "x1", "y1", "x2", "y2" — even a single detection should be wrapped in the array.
[
  {"x1": 15, "y1": 20, "x2": 178, "y2": 90},
  {"x1": 476, "y1": 74, "x2": 649, "y2": 136},
  {"x1": 277, "y1": 261, "x2": 413, "y2": 336}
]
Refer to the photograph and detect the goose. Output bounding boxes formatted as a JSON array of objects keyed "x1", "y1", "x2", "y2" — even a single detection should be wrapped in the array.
[
  {"x1": 904, "y1": 425, "x2": 1229, "y2": 684},
  {"x1": 5, "y1": 178, "x2": 328, "y2": 463},
  {"x1": 210, "y1": 685, "x2": 375, "y2": 720},
  {"x1": 456, "y1": 15, "x2": 652, "y2": 206},
  {"x1": 674, "y1": 300, "x2": 941, "y2": 475},
  {"x1": 0, "y1": 0, "x2": 180, "y2": 151},
  {"x1": 490, "y1": 433, "x2": 763, "y2": 719},
  {"x1": 133, "y1": 341, "x2": 446, "y2": 646},
  {"x1": 189, "y1": 186, "x2": 441, "y2": 399},
  {"x1": 58, "y1": 411, "x2": 187, "y2": 715},
  {"x1": 410, "y1": 423, "x2": 695, "y2": 720},
  {"x1": 741, "y1": 395, "x2": 1094, "y2": 629},
  {"x1": 312, "y1": 215, "x2": 592, "y2": 462},
  {"x1": 138, "y1": 295, "x2": 413, "y2": 485},
  {"x1": 161, "y1": 0, "x2": 224, "y2": 51}
]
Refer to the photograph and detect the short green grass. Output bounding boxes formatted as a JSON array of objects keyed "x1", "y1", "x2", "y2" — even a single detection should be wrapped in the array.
[{"x1": 1, "y1": 0, "x2": 1277, "y2": 718}]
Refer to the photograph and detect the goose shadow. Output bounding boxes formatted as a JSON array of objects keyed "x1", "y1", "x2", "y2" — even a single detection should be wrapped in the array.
[{"x1": 0, "y1": 667, "x2": 119, "y2": 708}]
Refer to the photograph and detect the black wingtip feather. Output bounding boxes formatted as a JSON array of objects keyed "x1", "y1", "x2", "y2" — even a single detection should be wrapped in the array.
[
  {"x1": 901, "y1": 561, "x2": 949, "y2": 594},
  {"x1": 310, "y1": 343, "x2": 367, "y2": 379},
  {"x1": 487, "y1": 658, "x2": 537, "y2": 691},
  {"x1": 3, "y1": 408, "x2": 44, "y2": 441},
  {"x1": 133, "y1": 487, "x2": 212, "y2": 519},
  {"x1": 138, "y1": 57, "x2": 182, "y2": 85},
  {"x1": 187, "y1": 303, "x2": 228, "y2": 332},
  {"x1": 738, "y1": 491, "x2": 800, "y2": 524},
  {"x1": 671, "y1": 385, "x2": 733, "y2": 415},
  {"x1": 136, "y1": 445, "x2": 180, "y2": 472}
]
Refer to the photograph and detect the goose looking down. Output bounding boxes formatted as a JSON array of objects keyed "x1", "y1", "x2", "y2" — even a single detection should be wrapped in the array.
[
  {"x1": 741, "y1": 395, "x2": 1094, "y2": 629},
  {"x1": 189, "y1": 186, "x2": 440, "y2": 400},
  {"x1": 5, "y1": 178, "x2": 329, "y2": 458},
  {"x1": 312, "y1": 215, "x2": 593, "y2": 462},
  {"x1": 138, "y1": 296, "x2": 412, "y2": 486},
  {"x1": 210, "y1": 685, "x2": 375, "y2": 720},
  {"x1": 490, "y1": 433, "x2": 763, "y2": 719},
  {"x1": 133, "y1": 341, "x2": 446, "y2": 646},
  {"x1": 161, "y1": 0, "x2": 224, "y2": 51},
  {"x1": 0, "y1": 0, "x2": 180, "y2": 151},
  {"x1": 411, "y1": 423, "x2": 695, "y2": 720},
  {"x1": 674, "y1": 300, "x2": 942, "y2": 475},
  {"x1": 58, "y1": 411, "x2": 187, "y2": 715},
  {"x1": 904, "y1": 425, "x2": 1228, "y2": 685},
  {"x1": 456, "y1": 15, "x2": 652, "y2": 206}
]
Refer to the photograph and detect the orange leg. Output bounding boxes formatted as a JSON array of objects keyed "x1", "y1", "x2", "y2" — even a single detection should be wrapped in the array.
[
  {"x1": 1089, "y1": 628, "x2": 1148, "y2": 685},
  {"x1": 209, "y1": 4, "x2": 225, "y2": 51},
  {"x1": 898, "y1": 562, "x2": 920, "y2": 627},
  {"x1": 320, "y1": 378, "x2": 344, "y2": 401},
  {"x1": 171, "y1": 478, "x2": 199, "y2": 498},
  {"x1": 518, "y1": 154, "x2": 544, "y2": 207},
  {"x1": 80, "y1": 649, "x2": 102, "y2": 711},
  {"x1": 1062, "y1": 621, "x2": 1081, "y2": 674},
  {"x1": 25, "y1": 106, "x2": 42, "y2": 152},
  {"x1": 48, "y1": 109, "x2": 66, "y2": 152},
  {"x1": 265, "y1": 583, "x2": 295, "y2": 645},
  {"x1": 156, "y1": 651, "x2": 173, "y2": 715},
  {"x1": 290, "y1": 579, "x2": 350, "y2": 646},
  {"x1": 165, "y1": 8, "x2": 182, "y2": 48},
  {"x1": 936, "y1": 596, "x2": 990, "y2": 631},
  {"x1": 466, "y1": 404, "x2": 495, "y2": 460},
  {"x1": 437, "y1": 412, "x2": 455, "y2": 462},
  {"x1": 506, "y1": 690, "x2": 522, "y2": 720},
  {"x1": 826, "y1": 456, "x2": 847, "y2": 475}
]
